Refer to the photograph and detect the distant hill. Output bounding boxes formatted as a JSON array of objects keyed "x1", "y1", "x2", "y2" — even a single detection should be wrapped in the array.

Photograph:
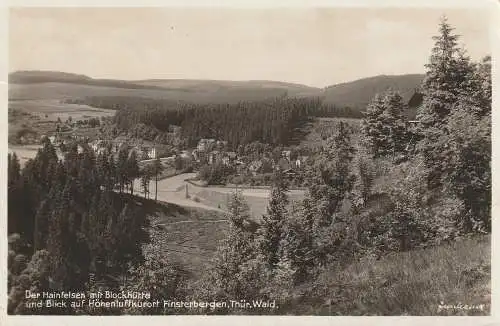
[
  {"x1": 9, "y1": 70, "x2": 170, "y2": 91},
  {"x1": 9, "y1": 70, "x2": 322, "y2": 104},
  {"x1": 133, "y1": 79, "x2": 321, "y2": 96},
  {"x1": 9, "y1": 71, "x2": 92, "y2": 83},
  {"x1": 322, "y1": 74, "x2": 425, "y2": 111},
  {"x1": 9, "y1": 71, "x2": 424, "y2": 114}
]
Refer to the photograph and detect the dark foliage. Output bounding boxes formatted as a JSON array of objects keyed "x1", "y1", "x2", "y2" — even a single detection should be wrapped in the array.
[{"x1": 7, "y1": 140, "x2": 149, "y2": 314}]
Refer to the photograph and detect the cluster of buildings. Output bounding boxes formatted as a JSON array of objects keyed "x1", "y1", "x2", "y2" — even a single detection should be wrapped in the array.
[
  {"x1": 192, "y1": 138, "x2": 309, "y2": 177},
  {"x1": 42, "y1": 133, "x2": 89, "y2": 154},
  {"x1": 90, "y1": 139, "x2": 158, "y2": 159}
]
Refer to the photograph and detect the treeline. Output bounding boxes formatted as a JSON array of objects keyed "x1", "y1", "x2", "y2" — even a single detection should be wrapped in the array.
[
  {"x1": 74, "y1": 95, "x2": 366, "y2": 149},
  {"x1": 309, "y1": 103, "x2": 364, "y2": 119},
  {"x1": 113, "y1": 97, "x2": 321, "y2": 148},
  {"x1": 7, "y1": 140, "x2": 158, "y2": 314},
  {"x1": 75, "y1": 96, "x2": 346, "y2": 148},
  {"x1": 64, "y1": 96, "x2": 181, "y2": 111}
]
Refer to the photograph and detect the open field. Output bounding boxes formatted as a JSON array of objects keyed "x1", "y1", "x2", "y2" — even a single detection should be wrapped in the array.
[
  {"x1": 8, "y1": 145, "x2": 42, "y2": 166},
  {"x1": 9, "y1": 99, "x2": 116, "y2": 121}
]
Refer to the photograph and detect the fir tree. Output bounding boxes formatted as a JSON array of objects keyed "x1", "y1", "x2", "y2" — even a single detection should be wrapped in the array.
[
  {"x1": 380, "y1": 91, "x2": 410, "y2": 158},
  {"x1": 417, "y1": 17, "x2": 489, "y2": 190},
  {"x1": 8, "y1": 153, "x2": 22, "y2": 235},
  {"x1": 361, "y1": 91, "x2": 409, "y2": 159},
  {"x1": 417, "y1": 16, "x2": 464, "y2": 128},
  {"x1": 207, "y1": 191, "x2": 263, "y2": 301},
  {"x1": 117, "y1": 146, "x2": 129, "y2": 193},
  {"x1": 152, "y1": 158, "x2": 163, "y2": 201},
  {"x1": 308, "y1": 122, "x2": 355, "y2": 225},
  {"x1": 361, "y1": 94, "x2": 386, "y2": 157},
  {"x1": 127, "y1": 150, "x2": 140, "y2": 195},
  {"x1": 33, "y1": 198, "x2": 53, "y2": 251},
  {"x1": 258, "y1": 169, "x2": 289, "y2": 269}
]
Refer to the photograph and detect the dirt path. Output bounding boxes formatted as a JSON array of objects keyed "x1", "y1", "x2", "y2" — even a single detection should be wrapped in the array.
[
  {"x1": 132, "y1": 173, "x2": 225, "y2": 212},
  {"x1": 134, "y1": 172, "x2": 306, "y2": 216}
]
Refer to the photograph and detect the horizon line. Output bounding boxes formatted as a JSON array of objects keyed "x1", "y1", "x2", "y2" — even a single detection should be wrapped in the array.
[{"x1": 8, "y1": 69, "x2": 427, "y2": 89}]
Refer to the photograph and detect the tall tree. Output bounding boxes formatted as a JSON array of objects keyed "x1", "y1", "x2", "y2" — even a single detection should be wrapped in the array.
[
  {"x1": 416, "y1": 16, "x2": 478, "y2": 188},
  {"x1": 152, "y1": 158, "x2": 163, "y2": 201},
  {"x1": 308, "y1": 122, "x2": 355, "y2": 226},
  {"x1": 204, "y1": 191, "x2": 263, "y2": 302},
  {"x1": 116, "y1": 146, "x2": 129, "y2": 193},
  {"x1": 361, "y1": 94, "x2": 386, "y2": 157},
  {"x1": 8, "y1": 153, "x2": 22, "y2": 235},
  {"x1": 417, "y1": 17, "x2": 490, "y2": 190},
  {"x1": 417, "y1": 16, "x2": 464, "y2": 127},
  {"x1": 361, "y1": 91, "x2": 409, "y2": 159},
  {"x1": 140, "y1": 166, "x2": 152, "y2": 199},
  {"x1": 381, "y1": 91, "x2": 410, "y2": 158},
  {"x1": 258, "y1": 169, "x2": 289, "y2": 269},
  {"x1": 127, "y1": 151, "x2": 140, "y2": 195}
]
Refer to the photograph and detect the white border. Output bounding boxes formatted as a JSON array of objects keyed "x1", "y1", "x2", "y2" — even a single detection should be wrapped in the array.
[{"x1": 1, "y1": 1, "x2": 498, "y2": 325}]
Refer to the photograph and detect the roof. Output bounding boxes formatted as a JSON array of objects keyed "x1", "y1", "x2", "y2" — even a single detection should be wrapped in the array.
[{"x1": 407, "y1": 91, "x2": 424, "y2": 108}]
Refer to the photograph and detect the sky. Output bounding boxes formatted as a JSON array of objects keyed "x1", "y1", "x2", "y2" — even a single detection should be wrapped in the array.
[{"x1": 8, "y1": 7, "x2": 491, "y2": 88}]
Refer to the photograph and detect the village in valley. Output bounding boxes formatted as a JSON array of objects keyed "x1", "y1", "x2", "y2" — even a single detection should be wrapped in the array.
[{"x1": 13, "y1": 87, "x2": 425, "y2": 193}]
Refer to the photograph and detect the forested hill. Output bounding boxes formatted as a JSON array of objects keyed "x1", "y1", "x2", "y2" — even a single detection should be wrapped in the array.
[
  {"x1": 8, "y1": 71, "x2": 322, "y2": 103},
  {"x1": 322, "y1": 74, "x2": 425, "y2": 110},
  {"x1": 9, "y1": 71, "x2": 423, "y2": 109},
  {"x1": 9, "y1": 70, "x2": 167, "y2": 90}
]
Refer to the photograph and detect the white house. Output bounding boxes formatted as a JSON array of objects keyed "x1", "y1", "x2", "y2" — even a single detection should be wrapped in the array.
[
  {"x1": 282, "y1": 150, "x2": 292, "y2": 161},
  {"x1": 180, "y1": 150, "x2": 191, "y2": 159},
  {"x1": 295, "y1": 156, "x2": 308, "y2": 169}
]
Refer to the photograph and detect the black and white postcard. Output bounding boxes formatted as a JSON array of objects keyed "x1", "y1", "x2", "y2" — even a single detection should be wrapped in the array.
[{"x1": 2, "y1": 1, "x2": 498, "y2": 325}]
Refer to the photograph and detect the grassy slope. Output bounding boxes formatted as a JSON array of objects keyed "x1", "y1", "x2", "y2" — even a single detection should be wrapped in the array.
[
  {"x1": 299, "y1": 117, "x2": 361, "y2": 151},
  {"x1": 138, "y1": 198, "x2": 227, "y2": 278},
  {"x1": 290, "y1": 235, "x2": 490, "y2": 316}
]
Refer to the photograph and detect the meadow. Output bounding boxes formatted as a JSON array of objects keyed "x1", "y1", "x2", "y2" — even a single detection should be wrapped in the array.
[
  {"x1": 287, "y1": 235, "x2": 491, "y2": 315},
  {"x1": 9, "y1": 99, "x2": 116, "y2": 121}
]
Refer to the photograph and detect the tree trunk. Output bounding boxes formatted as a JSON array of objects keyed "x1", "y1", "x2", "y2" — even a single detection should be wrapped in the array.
[{"x1": 155, "y1": 173, "x2": 158, "y2": 201}]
